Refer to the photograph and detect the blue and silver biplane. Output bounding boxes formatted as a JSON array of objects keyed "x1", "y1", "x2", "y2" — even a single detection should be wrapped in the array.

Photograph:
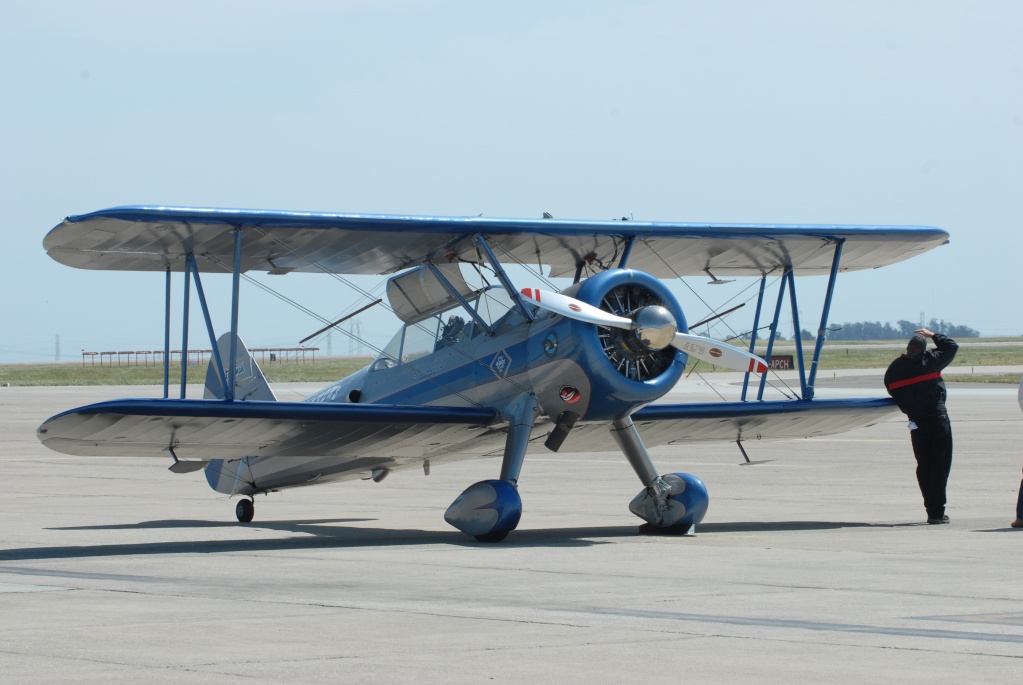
[{"x1": 37, "y1": 207, "x2": 948, "y2": 541}]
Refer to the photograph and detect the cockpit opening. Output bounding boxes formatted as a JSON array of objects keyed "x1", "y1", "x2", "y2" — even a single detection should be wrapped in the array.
[{"x1": 370, "y1": 284, "x2": 519, "y2": 372}]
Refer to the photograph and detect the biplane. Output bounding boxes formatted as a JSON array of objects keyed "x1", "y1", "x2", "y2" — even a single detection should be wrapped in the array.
[{"x1": 37, "y1": 207, "x2": 949, "y2": 541}]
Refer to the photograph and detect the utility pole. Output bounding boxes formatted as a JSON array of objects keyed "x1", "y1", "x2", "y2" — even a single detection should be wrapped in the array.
[
  {"x1": 55, "y1": 334, "x2": 61, "y2": 362},
  {"x1": 348, "y1": 320, "x2": 363, "y2": 356}
]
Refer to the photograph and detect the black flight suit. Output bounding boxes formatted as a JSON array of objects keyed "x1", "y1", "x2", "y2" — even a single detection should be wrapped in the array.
[{"x1": 884, "y1": 334, "x2": 958, "y2": 520}]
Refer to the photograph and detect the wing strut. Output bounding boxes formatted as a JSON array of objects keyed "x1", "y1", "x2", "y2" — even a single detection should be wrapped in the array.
[
  {"x1": 163, "y1": 267, "x2": 171, "y2": 399},
  {"x1": 757, "y1": 267, "x2": 791, "y2": 400},
  {"x1": 741, "y1": 239, "x2": 844, "y2": 401},
  {"x1": 227, "y1": 227, "x2": 243, "y2": 401},
  {"x1": 161, "y1": 242, "x2": 247, "y2": 402},
  {"x1": 786, "y1": 268, "x2": 808, "y2": 397},
  {"x1": 806, "y1": 240, "x2": 844, "y2": 399},
  {"x1": 472, "y1": 234, "x2": 534, "y2": 322},
  {"x1": 618, "y1": 236, "x2": 635, "y2": 268},
  {"x1": 741, "y1": 275, "x2": 768, "y2": 401},
  {"x1": 186, "y1": 254, "x2": 228, "y2": 399},
  {"x1": 426, "y1": 262, "x2": 494, "y2": 336},
  {"x1": 179, "y1": 255, "x2": 191, "y2": 398}
]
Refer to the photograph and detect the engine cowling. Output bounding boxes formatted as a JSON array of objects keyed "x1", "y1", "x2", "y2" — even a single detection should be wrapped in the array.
[{"x1": 529, "y1": 269, "x2": 688, "y2": 422}]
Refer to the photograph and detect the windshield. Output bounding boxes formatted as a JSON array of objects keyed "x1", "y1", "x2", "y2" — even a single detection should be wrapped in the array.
[{"x1": 369, "y1": 284, "x2": 519, "y2": 371}]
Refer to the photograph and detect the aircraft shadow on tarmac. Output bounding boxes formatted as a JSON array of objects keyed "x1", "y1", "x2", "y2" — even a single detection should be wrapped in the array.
[
  {"x1": 48, "y1": 518, "x2": 375, "y2": 530},
  {"x1": 0, "y1": 519, "x2": 880, "y2": 562}
]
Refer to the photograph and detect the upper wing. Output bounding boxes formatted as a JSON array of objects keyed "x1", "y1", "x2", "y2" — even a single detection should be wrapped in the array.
[
  {"x1": 37, "y1": 398, "x2": 499, "y2": 459},
  {"x1": 43, "y1": 206, "x2": 949, "y2": 278}
]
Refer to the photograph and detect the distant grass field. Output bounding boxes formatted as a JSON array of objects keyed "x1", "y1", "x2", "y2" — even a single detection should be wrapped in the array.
[
  {"x1": 0, "y1": 343, "x2": 1019, "y2": 387},
  {"x1": 764, "y1": 343, "x2": 1022, "y2": 372},
  {"x1": 945, "y1": 374, "x2": 1021, "y2": 384},
  {"x1": 0, "y1": 357, "x2": 373, "y2": 387},
  {"x1": 683, "y1": 340, "x2": 1021, "y2": 380}
]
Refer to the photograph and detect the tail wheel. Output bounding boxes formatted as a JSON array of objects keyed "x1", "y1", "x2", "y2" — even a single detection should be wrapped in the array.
[{"x1": 597, "y1": 284, "x2": 676, "y2": 381}]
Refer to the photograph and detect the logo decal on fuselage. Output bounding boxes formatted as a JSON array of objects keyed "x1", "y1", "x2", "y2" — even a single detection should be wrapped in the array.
[
  {"x1": 560, "y1": 386, "x2": 581, "y2": 404},
  {"x1": 490, "y1": 350, "x2": 512, "y2": 378},
  {"x1": 543, "y1": 330, "x2": 559, "y2": 357}
]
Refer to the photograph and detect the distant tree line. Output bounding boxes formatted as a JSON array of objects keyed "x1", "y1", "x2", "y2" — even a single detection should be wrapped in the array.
[{"x1": 799, "y1": 319, "x2": 980, "y2": 341}]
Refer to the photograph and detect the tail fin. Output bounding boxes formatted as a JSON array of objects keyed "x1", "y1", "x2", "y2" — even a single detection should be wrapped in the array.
[{"x1": 203, "y1": 333, "x2": 277, "y2": 401}]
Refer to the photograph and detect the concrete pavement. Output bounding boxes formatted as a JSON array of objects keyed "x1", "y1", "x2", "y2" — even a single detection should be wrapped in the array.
[{"x1": 1, "y1": 377, "x2": 1021, "y2": 683}]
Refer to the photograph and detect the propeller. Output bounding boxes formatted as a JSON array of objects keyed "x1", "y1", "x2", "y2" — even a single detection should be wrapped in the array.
[{"x1": 520, "y1": 287, "x2": 768, "y2": 374}]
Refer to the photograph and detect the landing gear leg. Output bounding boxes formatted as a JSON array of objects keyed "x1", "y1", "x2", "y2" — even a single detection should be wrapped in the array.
[
  {"x1": 610, "y1": 415, "x2": 708, "y2": 533},
  {"x1": 235, "y1": 497, "x2": 255, "y2": 523},
  {"x1": 497, "y1": 394, "x2": 539, "y2": 488},
  {"x1": 445, "y1": 395, "x2": 539, "y2": 541},
  {"x1": 610, "y1": 415, "x2": 659, "y2": 488}
]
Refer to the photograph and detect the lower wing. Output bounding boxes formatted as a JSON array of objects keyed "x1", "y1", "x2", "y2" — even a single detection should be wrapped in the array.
[
  {"x1": 561, "y1": 397, "x2": 899, "y2": 450},
  {"x1": 38, "y1": 396, "x2": 897, "y2": 462},
  {"x1": 37, "y1": 399, "x2": 499, "y2": 459}
]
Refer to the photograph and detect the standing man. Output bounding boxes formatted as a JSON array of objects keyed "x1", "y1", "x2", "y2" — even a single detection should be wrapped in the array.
[{"x1": 884, "y1": 328, "x2": 959, "y2": 524}]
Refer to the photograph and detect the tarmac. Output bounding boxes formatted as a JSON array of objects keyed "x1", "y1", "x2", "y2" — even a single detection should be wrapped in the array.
[{"x1": 1, "y1": 370, "x2": 1022, "y2": 683}]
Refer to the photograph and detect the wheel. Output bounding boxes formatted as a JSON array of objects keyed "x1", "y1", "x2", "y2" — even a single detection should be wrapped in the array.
[
  {"x1": 235, "y1": 498, "x2": 254, "y2": 523},
  {"x1": 474, "y1": 530, "x2": 510, "y2": 543}
]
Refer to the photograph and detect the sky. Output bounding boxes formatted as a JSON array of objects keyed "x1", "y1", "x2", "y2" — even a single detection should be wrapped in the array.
[{"x1": 1, "y1": 1, "x2": 1021, "y2": 363}]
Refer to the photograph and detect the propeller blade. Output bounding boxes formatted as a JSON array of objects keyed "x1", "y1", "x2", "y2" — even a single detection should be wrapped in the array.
[
  {"x1": 520, "y1": 286, "x2": 768, "y2": 374},
  {"x1": 672, "y1": 332, "x2": 769, "y2": 374},
  {"x1": 520, "y1": 288, "x2": 632, "y2": 330}
]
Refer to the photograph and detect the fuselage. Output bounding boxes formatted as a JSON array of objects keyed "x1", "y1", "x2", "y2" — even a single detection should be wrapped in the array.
[
  {"x1": 307, "y1": 269, "x2": 689, "y2": 423},
  {"x1": 206, "y1": 269, "x2": 691, "y2": 497}
]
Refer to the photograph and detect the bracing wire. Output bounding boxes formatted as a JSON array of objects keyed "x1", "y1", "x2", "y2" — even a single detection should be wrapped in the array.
[
  {"x1": 642, "y1": 242, "x2": 805, "y2": 399},
  {"x1": 207, "y1": 230, "x2": 536, "y2": 401},
  {"x1": 201, "y1": 253, "x2": 489, "y2": 407}
]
